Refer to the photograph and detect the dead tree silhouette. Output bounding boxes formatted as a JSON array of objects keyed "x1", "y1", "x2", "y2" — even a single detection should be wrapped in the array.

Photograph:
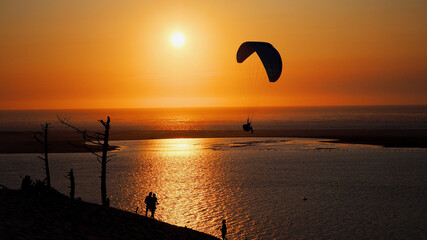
[
  {"x1": 34, "y1": 122, "x2": 51, "y2": 187},
  {"x1": 58, "y1": 116, "x2": 114, "y2": 206},
  {"x1": 65, "y1": 168, "x2": 75, "y2": 199}
]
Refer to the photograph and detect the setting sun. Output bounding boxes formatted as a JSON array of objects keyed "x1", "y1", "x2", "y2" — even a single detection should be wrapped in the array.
[{"x1": 171, "y1": 33, "x2": 185, "y2": 47}]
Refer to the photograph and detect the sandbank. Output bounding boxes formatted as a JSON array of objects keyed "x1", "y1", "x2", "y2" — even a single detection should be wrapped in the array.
[{"x1": 0, "y1": 129, "x2": 426, "y2": 154}]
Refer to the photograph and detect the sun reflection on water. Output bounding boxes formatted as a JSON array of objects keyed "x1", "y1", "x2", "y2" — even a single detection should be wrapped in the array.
[
  {"x1": 114, "y1": 138, "x2": 225, "y2": 234},
  {"x1": 156, "y1": 138, "x2": 200, "y2": 152},
  {"x1": 156, "y1": 139, "x2": 225, "y2": 231}
]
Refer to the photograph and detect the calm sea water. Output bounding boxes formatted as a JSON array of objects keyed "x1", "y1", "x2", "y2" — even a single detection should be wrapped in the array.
[
  {"x1": 0, "y1": 138, "x2": 426, "y2": 239},
  {"x1": 0, "y1": 105, "x2": 426, "y2": 131}
]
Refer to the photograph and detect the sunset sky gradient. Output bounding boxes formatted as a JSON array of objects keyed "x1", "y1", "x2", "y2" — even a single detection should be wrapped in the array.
[{"x1": 1, "y1": 0, "x2": 426, "y2": 109}]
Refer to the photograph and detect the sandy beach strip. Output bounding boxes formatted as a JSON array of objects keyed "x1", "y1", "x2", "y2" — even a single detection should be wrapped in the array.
[{"x1": 0, "y1": 129, "x2": 426, "y2": 153}]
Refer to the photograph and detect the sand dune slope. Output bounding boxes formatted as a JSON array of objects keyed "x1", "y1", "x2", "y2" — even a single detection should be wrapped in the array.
[{"x1": 0, "y1": 189, "x2": 219, "y2": 240}]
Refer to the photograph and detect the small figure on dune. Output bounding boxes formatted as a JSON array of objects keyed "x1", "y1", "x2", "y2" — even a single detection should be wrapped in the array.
[
  {"x1": 144, "y1": 192, "x2": 159, "y2": 219},
  {"x1": 21, "y1": 175, "x2": 33, "y2": 192},
  {"x1": 219, "y1": 219, "x2": 228, "y2": 240},
  {"x1": 150, "y1": 193, "x2": 159, "y2": 219},
  {"x1": 144, "y1": 192, "x2": 153, "y2": 217},
  {"x1": 243, "y1": 118, "x2": 253, "y2": 134}
]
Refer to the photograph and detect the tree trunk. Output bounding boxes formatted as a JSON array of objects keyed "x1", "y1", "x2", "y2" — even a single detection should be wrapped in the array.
[
  {"x1": 44, "y1": 123, "x2": 51, "y2": 187},
  {"x1": 69, "y1": 168, "x2": 75, "y2": 199},
  {"x1": 101, "y1": 117, "x2": 110, "y2": 206}
]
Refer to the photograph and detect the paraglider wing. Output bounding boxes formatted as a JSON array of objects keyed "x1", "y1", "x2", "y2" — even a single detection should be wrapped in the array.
[{"x1": 236, "y1": 41, "x2": 282, "y2": 82}]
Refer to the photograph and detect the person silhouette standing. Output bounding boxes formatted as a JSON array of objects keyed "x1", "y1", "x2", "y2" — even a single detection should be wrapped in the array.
[
  {"x1": 150, "y1": 193, "x2": 159, "y2": 219},
  {"x1": 220, "y1": 219, "x2": 227, "y2": 240},
  {"x1": 144, "y1": 192, "x2": 152, "y2": 217}
]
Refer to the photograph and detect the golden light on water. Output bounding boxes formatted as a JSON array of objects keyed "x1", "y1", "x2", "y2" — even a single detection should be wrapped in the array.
[
  {"x1": 143, "y1": 138, "x2": 200, "y2": 154},
  {"x1": 161, "y1": 138, "x2": 197, "y2": 151},
  {"x1": 144, "y1": 138, "x2": 221, "y2": 230},
  {"x1": 118, "y1": 138, "x2": 223, "y2": 231}
]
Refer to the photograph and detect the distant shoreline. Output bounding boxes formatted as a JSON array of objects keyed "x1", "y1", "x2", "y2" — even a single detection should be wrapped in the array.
[{"x1": 1, "y1": 129, "x2": 426, "y2": 153}]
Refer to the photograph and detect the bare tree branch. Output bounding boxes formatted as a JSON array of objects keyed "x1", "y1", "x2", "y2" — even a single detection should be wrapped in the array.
[
  {"x1": 65, "y1": 140, "x2": 103, "y2": 159},
  {"x1": 34, "y1": 122, "x2": 51, "y2": 187},
  {"x1": 34, "y1": 134, "x2": 44, "y2": 145},
  {"x1": 86, "y1": 147, "x2": 103, "y2": 159},
  {"x1": 58, "y1": 115, "x2": 112, "y2": 206},
  {"x1": 96, "y1": 135, "x2": 103, "y2": 145},
  {"x1": 57, "y1": 115, "x2": 102, "y2": 146}
]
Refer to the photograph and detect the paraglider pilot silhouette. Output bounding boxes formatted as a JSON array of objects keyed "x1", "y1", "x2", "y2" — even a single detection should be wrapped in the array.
[
  {"x1": 242, "y1": 118, "x2": 253, "y2": 134},
  {"x1": 236, "y1": 41, "x2": 283, "y2": 133}
]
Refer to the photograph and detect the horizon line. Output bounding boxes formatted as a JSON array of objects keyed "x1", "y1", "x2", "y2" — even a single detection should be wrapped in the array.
[{"x1": 1, "y1": 104, "x2": 426, "y2": 111}]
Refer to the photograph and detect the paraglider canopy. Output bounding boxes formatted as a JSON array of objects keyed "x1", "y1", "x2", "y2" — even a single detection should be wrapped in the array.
[{"x1": 236, "y1": 41, "x2": 282, "y2": 82}]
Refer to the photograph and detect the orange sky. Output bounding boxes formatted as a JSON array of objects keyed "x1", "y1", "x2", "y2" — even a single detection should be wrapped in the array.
[{"x1": 1, "y1": 0, "x2": 426, "y2": 109}]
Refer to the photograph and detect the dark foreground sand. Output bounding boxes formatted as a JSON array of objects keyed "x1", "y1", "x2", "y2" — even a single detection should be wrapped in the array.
[
  {"x1": 0, "y1": 129, "x2": 426, "y2": 153},
  {"x1": 0, "y1": 188, "x2": 219, "y2": 240}
]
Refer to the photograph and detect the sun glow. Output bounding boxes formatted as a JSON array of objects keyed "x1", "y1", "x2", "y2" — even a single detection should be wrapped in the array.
[{"x1": 171, "y1": 33, "x2": 185, "y2": 47}]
